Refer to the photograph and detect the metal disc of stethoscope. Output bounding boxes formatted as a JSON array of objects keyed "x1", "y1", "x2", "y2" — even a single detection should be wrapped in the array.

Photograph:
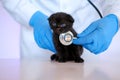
[{"x1": 59, "y1": 31, "x2": 76, "y2": 46}]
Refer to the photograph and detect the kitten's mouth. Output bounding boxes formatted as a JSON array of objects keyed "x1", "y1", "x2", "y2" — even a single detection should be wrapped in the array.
[{"x1": 54, "y1": 28, "x2": 67, "y2": 35}]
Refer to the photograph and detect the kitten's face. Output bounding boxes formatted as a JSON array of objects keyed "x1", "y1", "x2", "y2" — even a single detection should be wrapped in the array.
[{"x1": 48, "y1": 12, "x2": 74, "y2": 35}]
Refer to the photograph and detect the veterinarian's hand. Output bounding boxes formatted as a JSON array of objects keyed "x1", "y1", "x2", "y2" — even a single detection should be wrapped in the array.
[
  {"x1": 29, "y1": 11, "x2": 56, "y2": 52},
  {"x1": 73, "y1": 14, "x2": 119, "y2": 54}
]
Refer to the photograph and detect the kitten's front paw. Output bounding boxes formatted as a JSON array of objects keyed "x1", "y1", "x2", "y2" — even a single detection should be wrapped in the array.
[
  {"x1": 75, "y1": 57, "x2": 84, "y2": 63},
  {"x1": 51, "y1": 54, "x2": 66, "y2": 63},
  {"x1": 51, "y1": 54, "x2": 58, "y2": 61}
]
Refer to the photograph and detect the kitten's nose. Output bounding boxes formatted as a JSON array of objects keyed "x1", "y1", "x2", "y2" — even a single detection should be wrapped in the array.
[
  {"x1": 57, "y1": 27, "x2": 61, "y2": 31},
  {"x1": 58, "y1": 25, "x2": 61, "y2": 27}
]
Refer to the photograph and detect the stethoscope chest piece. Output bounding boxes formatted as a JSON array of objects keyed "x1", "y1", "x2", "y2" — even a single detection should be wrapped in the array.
[{"x1": 59, "y1": 31, "x2": 76, "y2": 46}]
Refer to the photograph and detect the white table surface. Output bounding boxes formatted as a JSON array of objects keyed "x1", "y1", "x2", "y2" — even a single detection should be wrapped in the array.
[{"x1": 0, "y1": 51, "x2": 120, "y2": 80}]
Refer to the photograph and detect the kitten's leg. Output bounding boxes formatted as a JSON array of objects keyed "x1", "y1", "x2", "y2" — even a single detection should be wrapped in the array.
[
  {"x1": 73, "y1": 46, "x2": 84, "y2": 63},
  {"x1": 58, "y1": 56, "x2": 67, "y2": 62},
  {"x1": 57, "y1": 51, "x2": 67, "y2": 62}
]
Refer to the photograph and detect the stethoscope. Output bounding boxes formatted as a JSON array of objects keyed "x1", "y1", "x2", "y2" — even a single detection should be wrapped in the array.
[
  {"x1": 59, "y1": 31, "x2": 77, "y2": 46},
  {"x1": 59, "y1": 0, "x2": 103, "y2": 46}
]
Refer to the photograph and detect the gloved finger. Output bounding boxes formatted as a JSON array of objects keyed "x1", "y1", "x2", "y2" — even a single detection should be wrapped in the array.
[
  {"x1": 90, "y1": 30, "x2": 106, "y2": 54},
  {"x1": 83, "y1": 37, "x2": 98, "y2": 54},
  {"x1": 77, "y1": 22, "x2": 98, "y2": 37},
  {"x1": 93, "y1": 41, "x2": 105, "y2": 54},
  {"x1": 94, "y1": 41, "x2": 110, "y2": 54},
  {"x1": 38, "y1": 34, "x2": 47, "y2": 49},
  {"x1": 89, "y1": 35, "x2": 102, "y2": 54},
  {"x1": 84, "y1": 44, "x2": 94, "y2": 52},
  {"x1": 73, "y1": 36, "x2": 93, "y2": 45},
  {"x1": 83, "y1": 44, "x2": 99, "y2": 54},
  {"x1": 94, "y1": 46, "x2": 107, "y2": 54},
  {"x1": 45, "y1": 32, "x2": 56, "y2": 52},
  {"x1": 84, "y1": 45, "x2": 100, "y2": 54},
  {"x1": 34, "y1": 28, "x2": 48, "y2": 49},
  {"x1": 82, "y1": 31, "x2": 102, "y2": 54}
]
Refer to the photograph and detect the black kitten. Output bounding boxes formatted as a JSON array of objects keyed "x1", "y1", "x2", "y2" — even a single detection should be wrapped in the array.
[{"x1": 48, "y1": 12, "x2": 84, "y2": 63}]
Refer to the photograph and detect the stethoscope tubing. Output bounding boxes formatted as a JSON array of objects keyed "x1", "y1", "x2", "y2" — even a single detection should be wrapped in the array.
[{"x1": 88, "y1": 0, "x2": 103, "y2": 18}]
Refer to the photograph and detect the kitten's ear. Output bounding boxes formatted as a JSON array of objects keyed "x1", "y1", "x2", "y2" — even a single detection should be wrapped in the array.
[
  {"x1": 48, "y1": 17, "x2": 52, "y2": 24},
  {"x1": 67, "y1": 14, "x2": 74, "y2": 23},
  {"x1": 48, "y1": 14, "x2": 54, "y2": 21},
  {"x1": 48, "y1": 17, "x2": 50, "y2": 21}
]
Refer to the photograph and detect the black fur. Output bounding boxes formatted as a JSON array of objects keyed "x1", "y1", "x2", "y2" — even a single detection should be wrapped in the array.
[{"x1": 48, "y1": 12, "x2": 84, "y2": 63}]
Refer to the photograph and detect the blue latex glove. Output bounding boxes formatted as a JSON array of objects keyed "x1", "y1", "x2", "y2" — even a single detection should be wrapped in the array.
[
  {"x1": 73, "y1": 14, "x2": 119, "y2": 54},
  {"x1": 29, "y1": 11, "x2": 56, "y2": 52}
]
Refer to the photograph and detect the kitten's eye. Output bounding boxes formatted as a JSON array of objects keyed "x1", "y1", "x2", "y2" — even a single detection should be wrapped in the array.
[
  {"x1": 61, "y1": 24, "x2": 66, "y2": 27},
  {"x1": 52, "y1": 22, "x2": 56, "y2": 26}
]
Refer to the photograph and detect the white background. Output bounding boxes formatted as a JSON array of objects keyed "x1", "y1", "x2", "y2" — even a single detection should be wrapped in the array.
[{"x1": 0, "y1": 2, "x2": 20, "y2": 59}]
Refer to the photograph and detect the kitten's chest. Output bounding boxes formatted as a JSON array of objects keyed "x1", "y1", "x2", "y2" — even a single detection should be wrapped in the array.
[{"x1": 53, "y1": 34, "x2": 60, "y2": 43}]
